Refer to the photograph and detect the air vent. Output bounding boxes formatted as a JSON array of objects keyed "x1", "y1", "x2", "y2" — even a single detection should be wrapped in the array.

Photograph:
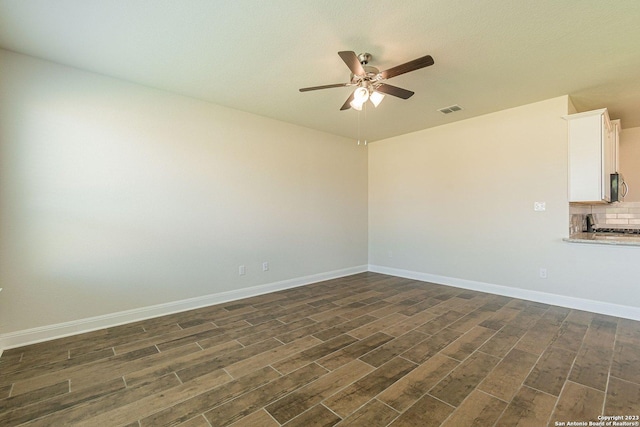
[{"x1": 437, "y1": 104, "x2": 463, "y2": 114}]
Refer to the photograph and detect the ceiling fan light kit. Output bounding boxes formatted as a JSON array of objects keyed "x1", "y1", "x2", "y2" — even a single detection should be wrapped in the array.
[{"x1": 299, "y1": 51, "x2": 434, "y2": 111}]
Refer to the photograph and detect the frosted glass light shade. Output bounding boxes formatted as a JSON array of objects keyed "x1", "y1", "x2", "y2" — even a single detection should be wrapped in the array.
[
  {"x1": 370, "y1": 91, "x2": 385, "y2": 107},
  {"x1": 353, "y1": 87, "x2": 369, "y2": 102},
  {"x1": 350, "y1": 99, "x2": 364, "y2": 110}
]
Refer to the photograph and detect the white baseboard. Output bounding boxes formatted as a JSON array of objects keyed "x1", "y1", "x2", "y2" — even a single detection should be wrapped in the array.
[
  {"x1": 369, "y1": 264, "x2": 640, "y2": 321},
  {"x1": 0, "y1": 265, "x2": 368, "y2": 351},
  {"x1": 4, "y1": 263, "x2": 639, "y2": 353}
]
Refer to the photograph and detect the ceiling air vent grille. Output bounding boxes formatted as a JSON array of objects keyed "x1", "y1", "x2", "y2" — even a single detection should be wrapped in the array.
[{"x1": 437, "y1": 104, "x2": 463, "y2": 114}]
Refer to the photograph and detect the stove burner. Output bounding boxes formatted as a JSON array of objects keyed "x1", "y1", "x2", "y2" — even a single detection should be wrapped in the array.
[{"x1": 593, "y1": 227, "x2": 640, "y2": 235}]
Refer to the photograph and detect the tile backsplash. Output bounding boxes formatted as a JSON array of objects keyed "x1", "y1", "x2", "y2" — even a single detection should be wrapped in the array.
[{"x1": 569, "y1": 202, "x2": 640, "y2": 234}]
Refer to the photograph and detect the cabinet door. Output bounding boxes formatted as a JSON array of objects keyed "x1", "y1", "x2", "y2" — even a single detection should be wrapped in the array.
[
  {"x1": 603, "y1": 114, "x2": 613, "y2": 201},
  {"x1": 567, "y1": 113, "x2": 607, "y2": 202}
]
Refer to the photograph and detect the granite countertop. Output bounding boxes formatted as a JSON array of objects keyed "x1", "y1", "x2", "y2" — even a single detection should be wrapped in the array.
[{"x1": 565, "y1": 232, "x2": 640, "y2": 246}]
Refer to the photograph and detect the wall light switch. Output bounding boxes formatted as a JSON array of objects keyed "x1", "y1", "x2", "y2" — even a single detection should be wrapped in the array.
[
  {"x1": 262, "y1": 262, "x2": 269, "y2": 272},
  {"x1": 239, "y1": 265, "x2": 246, "y2": 276},
  {"x1": 534, "y1": 202, "x2": 546, "y2": 211}
]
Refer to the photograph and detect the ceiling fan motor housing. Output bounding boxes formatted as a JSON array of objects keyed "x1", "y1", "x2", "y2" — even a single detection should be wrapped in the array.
[
  {"x1": 357, "y1": 52, "x2": 372, "y2": 64},
  {"x1": 351, "y1": 60, "x2": 381, "y2": 86}
]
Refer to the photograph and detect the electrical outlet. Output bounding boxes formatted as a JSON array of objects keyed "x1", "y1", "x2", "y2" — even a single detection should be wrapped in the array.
[
  {"x1": 539, "y1": 267, "x2": 547, "y2": 279},
  {"x1": 239, "y1": 265, "x2": 246, "y2": 276},
  {"x1": 534, "y1": 202, "x2": 546, "y2": 211},
  {"x1": 262, "y1": 262, "x2": 269, "y2": 272},
  {"x1": 388, "y1": 251, "x2": 393, "y2": 258}
]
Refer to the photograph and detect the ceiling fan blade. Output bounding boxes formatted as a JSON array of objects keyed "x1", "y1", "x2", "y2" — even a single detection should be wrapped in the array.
[
  {"x1": 379, "y1": 55, "x2": 434, "y2": 80},
  {"x1": 338, "y1": 51, "x2": 366, "y2": 76},
  {"x1": 299, "y1": 83, "x2": 349, "y2": 92},
  {"x1": 375, "y1": 83, "x2": 414, "y2": 99},
  {"x1": 340, "y1": 91, "x2": 355, "y2": 110}
]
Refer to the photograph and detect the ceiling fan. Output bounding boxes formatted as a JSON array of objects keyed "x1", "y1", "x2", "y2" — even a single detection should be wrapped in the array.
[{"x1": 299, "y1": 51, "x2": 434, "y2": 111}]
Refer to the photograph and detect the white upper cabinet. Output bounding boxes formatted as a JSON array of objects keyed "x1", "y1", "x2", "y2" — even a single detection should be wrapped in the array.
[{"x1": 564, "y1": 108, "x2": 619, "y2": 203}]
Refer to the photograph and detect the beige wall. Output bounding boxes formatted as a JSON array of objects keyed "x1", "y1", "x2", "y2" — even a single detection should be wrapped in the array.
[
  {"x1": 0, "y1": 50, "x2": 368, "y2": 335},
  {"x1": 619, "y1": 126, "x2": 640, "y2": 202},
  {"x1": 369, "y1": 96, "x2": 640, "y2": 313},
  {"x1": 3, "y1": 48, "x2": 639, "y2": 343}
]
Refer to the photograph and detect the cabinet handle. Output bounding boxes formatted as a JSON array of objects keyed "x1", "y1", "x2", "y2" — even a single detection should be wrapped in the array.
[{"x1": 622, "y1": 180, "x2": 629, "y2": 198}]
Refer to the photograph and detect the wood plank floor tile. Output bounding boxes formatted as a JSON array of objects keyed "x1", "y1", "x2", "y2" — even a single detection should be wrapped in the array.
[
  {"x1": 226, "y1": 335, "x2": 322, "y2": 378},
  {"x1": 586, "y1": 317, "x2": 618, "y2": 344},
  {"x1": 388, "y1": 394, "x2": 454, "y2": 427},
  {"x1": 381, "y1": 309, "x2": 435, "y2": 336},
  {"x1": 448, "y1": 309, "x2": 495, "y2": 333},
  {"x1": 543, "y1": 306, "x2": 571, "y2": 325},
  {"x1": 548, "y1": 380, "x2": 604, "y2": 424},
  {"x1": 550, "y1": 321, "x2": 588, "y2": 353},
  {"x1": 265, "y1": 359, "x2": 373, "y2": 424},
  {"x1": 415, "y1": 310, "x2": 466, "y2": 335},
  {"x1": 203, "y1": 363, "x2": 328, "y2": 427},
  {"x1": 359, "y1": 330, "x2": 428, "y2": 368},
  {"x1": 272, "y1": 334, "x2": 357, "y2": 375},
  {"x1": 401, "y1": 328, "x2": 463, "y2": 365},
  {"x1": 524, "y1": 346, "x2": 577, "y2": 396},
  {"x1": 176, "y1": 338, "x2": 283, "y2": 383},
  {"x1": 2, "y1": 272, "x2": 639, "y2": 426},
  {"x1": 569, "y1": 342, "x2": 613, "y2": 391},
  {"x1": 276, "y1": 316, "x2": 347, "y2": 344},
  {"x1": 177, "y1": 414, "x2": 217, "y2": 427},
  {"x1": 348, "y1": 313, "x2": 408, "y2": 339},
  {"x1": 495, "y1": 385, "x2": 557, "y2": 427},
  {"x1": 611, "y1": 339, "x2": 640, "y2": 385},
  {"x1": 0, "y1": 347, "x2": 115, "y2": 386},
  {"x1": 9, "y1": 346, "x2": 158, "y2": 396},
  {"x1": 0, "y1": 377, "x2": 125, "y2": 426},
  {"x1": 112, "y1": 321, "x2": 220, "y2": 355},
  {"x1": 0, "y1": 380, "x2": 69, "y2": 413},
  {"x1": 478, "y1": 306, "x2": 521, "y2": 331},
  {"x1": 507, "y1": 305, "x2": 547, "y2": 330},
  {"x1": 617, "y1": 318, "x2": 640, "y2": 343},
  {"x1": 236, "y1": 317, "x2": 317, "y2": 346},
  {"x1": 377, "y1": 353, "x2": 458, "y2": 412},
  {"x1": 0, "y1": 384, "x2": 12, "y2": 399},
  {"x1": 429, "y1": 351, "x2": 500, "y2": 407},
  {"x1": 515, "y1": 318, "x2": 563, "y2": 355},
  {"x1": 563, "y1": 309, "x2": 596, "y2": 326},
  {"x1": 133, "y1": 366, "x2": 278, "y2": 427},
  {"x1": 605, "y1": 376, "x2": 640, "y2": 414},
  {"x1": 337, "y1": 399, "x2": 399, "y2": 426},
  {"x1": 122, "y1": 341, "x2": 232, "y2": 387},
  {"x1": 441, "y1": 325, "x2": 496, "y2": 361},
  {"x1": 323, "y1": 357, "x2": 417, "y2": 418},
  {"x1": 229, "y1": 409, "x2": 279, "y2": 427},
  {"x1": 478, "y1": 348, "x2": 539, "y2": 402},
  {"x1": 23, "y1": 373, "x2": 181, "y2": 426},
  {"x1": 440, "y1": 389, "x2": 507, "y2": 427},
  {"x1": 317, "y1": 332, "x2": 393, "y2": 371},
  {"x1": 478, "y1": 324, "x2": 526, "y2": 358},
  {"x1": 195, "y1": 319, "x2": 284, "y2": 350},
  {"x1": 282, "y1": 403, "x2": 341, "y2": 427},
  {"x1": 312, "y1": 315, "x2": 377, "y2": 341}
]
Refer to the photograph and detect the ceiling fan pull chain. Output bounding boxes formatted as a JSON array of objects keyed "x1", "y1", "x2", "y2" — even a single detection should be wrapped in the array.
[
  {"x1": 364, "y1": 103, "x2": 368, "y2": 146},
  {"x1": 357, "y1": 107, "x2": 361, "y2": 145}
]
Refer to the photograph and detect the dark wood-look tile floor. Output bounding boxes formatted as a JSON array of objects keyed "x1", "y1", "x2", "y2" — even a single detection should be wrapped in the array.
[{"x1": 1, "y1": 272, "x2": 640, "y2": 426}]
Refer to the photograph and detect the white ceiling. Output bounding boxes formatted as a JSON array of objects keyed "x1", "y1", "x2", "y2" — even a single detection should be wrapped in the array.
[{"x1": 1, "y1": 0, "x2": 640, "y2": 142}]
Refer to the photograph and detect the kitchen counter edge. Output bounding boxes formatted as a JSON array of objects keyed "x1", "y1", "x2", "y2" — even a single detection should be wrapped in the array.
[{"x1": 564, "y1": 233, "x2": 640, "y2": 247}]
